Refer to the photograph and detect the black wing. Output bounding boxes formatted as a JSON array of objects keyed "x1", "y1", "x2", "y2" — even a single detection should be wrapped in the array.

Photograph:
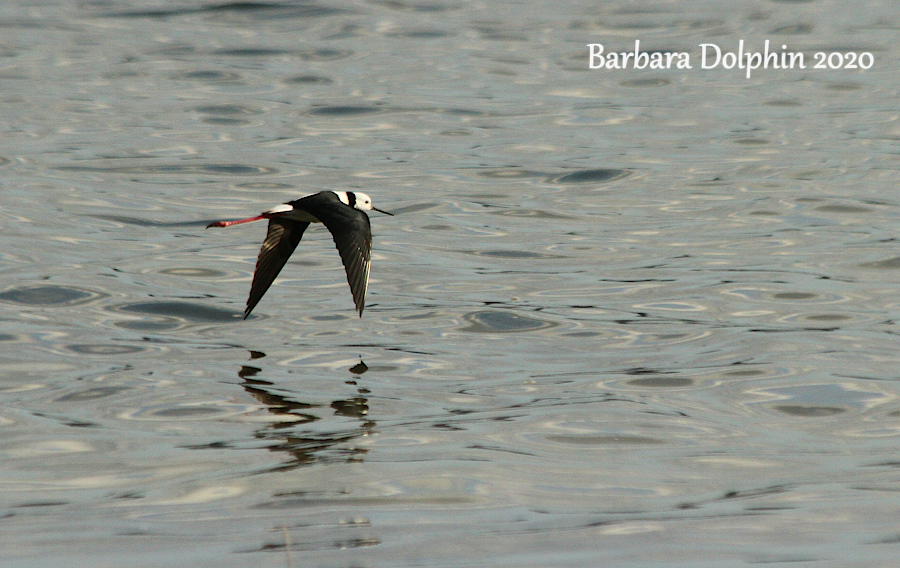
[
  {"x1": 244, "y1": 218, "x2": 309, "y2": 318},
  {"x1": 328, "y1": 210, "x2": 371, "y2": 316},
  {"x1": 294, "y1": 193, "x2": 372, "y2": 316}
]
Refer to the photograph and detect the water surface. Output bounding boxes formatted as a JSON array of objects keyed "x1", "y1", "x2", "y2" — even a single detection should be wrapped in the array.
[{"x1": 2, "y1": 1, "x2": 900, "y2": 566}]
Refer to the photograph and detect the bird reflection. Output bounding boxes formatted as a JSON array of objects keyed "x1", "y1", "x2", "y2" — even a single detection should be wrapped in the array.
[{"x1": 237, "y1": 352, "x2": 374, "y2": 472}]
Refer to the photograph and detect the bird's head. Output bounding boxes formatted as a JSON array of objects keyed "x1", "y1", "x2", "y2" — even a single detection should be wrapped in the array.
[{"x1": 344, "y1": 191, "x2": 394, "y2": 216}]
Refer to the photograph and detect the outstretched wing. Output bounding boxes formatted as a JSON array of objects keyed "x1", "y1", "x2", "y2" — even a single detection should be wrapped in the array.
[
  {"x1": 293, "y1": 193, "x2": 372, "y2": 316},
  {"x1": 244, "y1": 218, "x2": 309, "y2": 318},
  {"x1": 327, "y1": 210, "x2": 371, "y2": 316}
]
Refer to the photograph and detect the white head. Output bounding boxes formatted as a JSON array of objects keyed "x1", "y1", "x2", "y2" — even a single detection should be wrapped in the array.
[
  {"x1": 334, "y1": 191, "x2": 393, "y2": 215},
  {"x1": 350, "y1": 191, "x2": 373, "y2": 211}
]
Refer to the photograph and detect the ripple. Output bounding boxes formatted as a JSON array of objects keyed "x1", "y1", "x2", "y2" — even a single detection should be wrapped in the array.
[
  {"x1": 232, "y1": 182, "x2": 295, "y2": 192},
  {"x1": 284, "y1": 75, "x2": 334, "y2": 84},
  {"x1": 89, "y1": 215, "x2": 208, "y2": 228},
  {"x1": 55, "y1": 386, "x2": 132, "y2": 402},
  {"x1": 469, "y1": 250, "x2": 566, "y2": 259},
  {"x1": 193, "y1": 104, "x2": 261, "y2": 115},
  {"x1": 550, "y1": 169, "x2": 630, "y2": 184},
  {"x1": 814, "y1": 204, "x2": 873, "y2": 213},
  {"x1": 859, "y1": 256, "x2": 900, "y2": 269},
  {"x1": 373, "y1": 0, "x2": 458, "y2": 12},
  {"x1": 778, "y1": 313, "x2": 861, "y2": 327},
  {"x1": 771, "y1": 292, "x2": 818, "y2": 301},
  {"x1": 53, "y1": 164, "x2": 278, "y2": 176},
  {"x1": 104, "y1": 3, "x2": 347, "y2": 19},
  {"x1": 490, "y1": 209, "x2": 573, "y2": 219},
  {"x1": 385, "y1": 29, "x2": 454, "y2": 39},
  {"x1": 157, "y1": 267, "x2": 227, "y2": 278},
  {"x1": 620, "y1": 78, "x2": 671, "y2": 88},
  {"x1": 306, "y1": 105, "x2": 383, "y2": 116},
  {"x1": 770, "y1": 24, "x2": 814, "y2": 34},
  {"x1": 213, "y1": 48, "x2": 291, "y2": 57},
  {"x1": 459, "y1": 310, "x2": 556, "y2": 333},
  {"x1": 610, "y1": 329, "x2": 711, "y2": 348},
  {"x1": 419, "y1": 282, "x2": 514, "y2": 293},
  {"x1": 766, "y1": 99, "x2": 803, "y2": 107},
  {"x1": 201, "y1": 117, "x2": 252, "y2": 126},
  {"x1": 3, "y1": 439, "x2": 110, "y2": 459},
  {"x1": 751, "y1": 384, "x2": 882, "y2": 417},
  {"x1": 155, "y1": 406, "x2": 225, "y2": 418},
  {"x1": 477, "y1": 169, "x2": 548, "y2": 179},
  {"x1": 773, "y1": 405, "x2": 845, "y2": 417},
  {"x1": 545, "y1": 434, "x2": 665, "y2": 445},
  {"x1": 65, "y1": 344, "x2": 147, "y2": 356},
  {"x1": 171, "y1": 70, "x2": 243, "y2": 82},
  {"x1": 0, "y1": 285, "x2": 105, "y2": 306},
  {"x1": 116, "y1": 301, "x2": 238, "y2": 320},
  {"x1": 390, "y1": 202, "x2": 441, "y2": 214},
  {"x1": 634, "y1": 301, "x2": 706, "y2": 312},
  {"x1": 723, "y1": 288, "x2": 847, "y2": 304},
  {"x1": 296, "y1": 49, "x2": 353, "y2": 61},
  {"x1": 121, "y1": 402, "x2": 258, "y2": 421},
  {"x1": 626, "y1": 377, "x2": 696, "y2": 388},
  {"x1": 112, "y1": 301, "x2": 241, "y2": 325}
]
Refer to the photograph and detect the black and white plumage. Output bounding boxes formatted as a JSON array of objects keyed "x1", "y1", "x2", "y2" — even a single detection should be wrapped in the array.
[{"x1": 207, "y1": 191, "x2": 392, "y2": 318}]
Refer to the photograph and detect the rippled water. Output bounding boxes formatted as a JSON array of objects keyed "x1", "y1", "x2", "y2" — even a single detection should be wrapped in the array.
[{"x1": 3, "y1": 1, "x2": 900, "y2": 566}]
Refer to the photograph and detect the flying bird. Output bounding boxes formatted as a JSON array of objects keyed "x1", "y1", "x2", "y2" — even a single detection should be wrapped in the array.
[{"x1": 207, "y1": 191, "x2": 392, "y2": 318}]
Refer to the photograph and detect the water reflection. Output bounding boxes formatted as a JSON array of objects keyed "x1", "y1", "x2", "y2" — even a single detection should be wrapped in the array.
[{"x1": 234, "y1": 352, "x2": 374, "y2": 472}]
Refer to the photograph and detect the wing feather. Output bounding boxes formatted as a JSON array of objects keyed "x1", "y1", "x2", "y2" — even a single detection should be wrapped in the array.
[
  {"x1": 244, "y1": 218, "x2": 309, "y2": 318},
  {"x1": 293, "y1": 193, "x2": 372, "y2": 315},
  {"x1": 327, "y1": 211, "x2": 371, "y2": 316}
]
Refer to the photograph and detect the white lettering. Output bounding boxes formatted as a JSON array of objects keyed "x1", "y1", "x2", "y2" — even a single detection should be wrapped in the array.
[
  {"x1": 700, "y1": 43, "x2": 721, "y2": 69},
  {"x1": 587, "y1": 44, "x2": 605, "y2": 69},
  {"x1": 588, "y1": 40, "x2": 827, "y2": 77},
  {"x1": 588, "y1": 41, "x2": 692, "y2": 71},
  {"x1": 633, "y1": 40, "x2": 647, "y2": 69}
]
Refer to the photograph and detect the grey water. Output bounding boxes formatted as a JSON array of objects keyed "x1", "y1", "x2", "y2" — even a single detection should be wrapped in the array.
[{"x1": 2, "y1": 0, "x2": 900, "y2": 566}]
